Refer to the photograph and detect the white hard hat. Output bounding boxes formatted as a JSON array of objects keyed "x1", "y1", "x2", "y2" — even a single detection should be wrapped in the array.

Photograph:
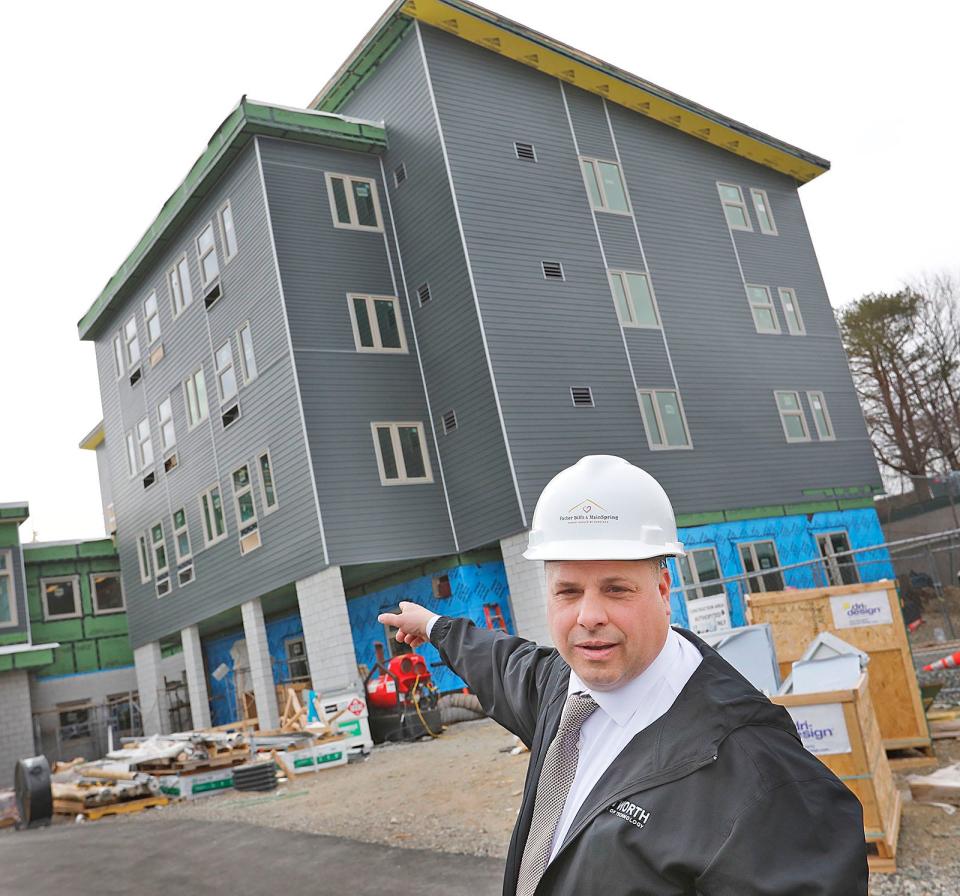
[{"x1": 523, "y1": 455, "x2": 685, "y2": 561}]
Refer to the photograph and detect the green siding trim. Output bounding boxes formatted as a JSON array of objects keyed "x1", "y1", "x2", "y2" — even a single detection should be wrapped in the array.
[
  {"x1": 676, "y1": 494, "x2": 880, "y2": 529},
  {"x1": 0, "y1": 632, "x2": 29, "y2": 647},
  {"x1": 41, "y1": 645, "x2": 76, "y2": 677},
  {"x1": 98, "y1": 635, "x2": 135, "y2": 669},
  {"x1": 0, "y1": 505, "x2": 29, "y2": 523},
  {"x1": 77, "y1": 98, "x2": 388, "y2": 341},
  {"x1": 0, "y1": 525, "x2": 22, "y2": 548},
  {"x1": 675, "y1": 511, "x2": 726, "y2": 528},
  {"x1": 14, "y1": 648, "x2": 55, "y2": 670},
  {"x1": 783, "y1": 500, "x2": 844, "y2": 516},
  {"x1": 837, "y1": 497, "x2": 877, "y2": 510},
  {"x1": 24, "y1": 539, "x2": 116, "y2": 562},
  {"x1": 722, "y1": 505, "x2": 785, "y2": 523}
]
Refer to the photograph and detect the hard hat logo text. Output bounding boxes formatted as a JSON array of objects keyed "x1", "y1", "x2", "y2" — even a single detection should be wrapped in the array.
[{"x1": 560, "y1": 499, "x2": 619, "y2": 525}]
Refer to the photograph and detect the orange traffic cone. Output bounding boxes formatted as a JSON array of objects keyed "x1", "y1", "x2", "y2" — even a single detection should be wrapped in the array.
[{"x1": 923, "y1": 650, "x2": 960, "y2": 672}]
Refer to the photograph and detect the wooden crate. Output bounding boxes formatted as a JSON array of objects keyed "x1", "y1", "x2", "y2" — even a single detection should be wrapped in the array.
[
  {"x1": 747, "y1": 580, "x2": 931, "y2": 757},
  {"x1": 773, "y1": 672, "x2": 900, "y2": 873}
]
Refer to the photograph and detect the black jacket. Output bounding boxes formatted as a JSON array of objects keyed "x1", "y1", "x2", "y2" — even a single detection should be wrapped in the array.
[{"x1": 430, "y1": 617, "x2": 868, "y2": 895}]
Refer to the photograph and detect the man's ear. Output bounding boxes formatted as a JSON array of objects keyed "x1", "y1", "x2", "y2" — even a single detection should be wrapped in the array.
[{"x1": 658, "y1": 563, "x2": 672, "y2": 614}]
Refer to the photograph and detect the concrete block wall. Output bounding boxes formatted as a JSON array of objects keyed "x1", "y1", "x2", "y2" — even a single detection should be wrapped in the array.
[
  {"x1": 500, "y1": 531, "x2": 553, "y2": 646},
  {"x1": 297, "y1": 567, "x2": 360, "y2": 696},
  {"x1": 181, "y1": 626, "x2": 211, "y2": 730},
  {"x1": 0, "y1": 670, "x2": 35, "y2": 788},
  {"x1": 240, "y1": 598, "x2": 280, "y2": 730},
  {"x1": 133, "y1": 642, "x2": 164, "y2": 736}
]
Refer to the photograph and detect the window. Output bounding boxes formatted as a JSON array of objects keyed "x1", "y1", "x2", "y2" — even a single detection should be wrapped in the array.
[
  {"x1": 750, "y1": 189, "x2": 777, "y2": 235},
  {"x1": 807, "y1": 391, "x2": 835, "y2": 440},
  {"x1": 325, "y1": 172, "x2": 384, "y2": 231},
  {"x1": 514, "y1": 142, "x2": 537, "y2": 162},
  {"x1": 137, "y1": 534, "x2": 151, "y2": 584},
  {"x1": 678, "y1": 548, "x2": 725, "y2": 601},
  {"x1": 257, "y1": 451, "x2": 278, "y2": 513},
  {"x1": 433, "y1": 574, "x2": 452, "y2": 599},
  {"x1": 0, "y1": 551, "x2": 16, "y2": 626},
  {"x1": 112, "y1": 335, "x2": 124, "y2": 378},
  {"x1": 738, "y1": 541, "x2": 784, "y2": 593},
  {"x1": 136, "y1": 416, "x2": 153, "y2": 469},
  {"x1": 125, "y1": 432, "x2": 138, "y2": 477},
  {"x1": 144, "y1": 292, "x2": 161, "y2": 344},
  {"x1": 41, "y1": 576, "x2": 81, "y2": 620},
  {"x1": 184, "y1": 367, "x2": 209, "y2": 428},
  {"x1": 441, "y1": 410, "x2": 457, "y2": 435},
  {"x1": 417, "y1": 283, "x2": 432, "y2": 306},
  {"x1": 58, "y1": 704, "x2": 92, "y2": 741},
  {"x1": 172, "y1": 508, "x2": 192, "y2": 563},
  {"x1": 580, "y1": 157, "x2": 630, "y2": 213},
  {"x1": 214, "y1": 341, "x2": 238, "y2": 404},
  {"x1": 393, "y1": 162, "x2": 407, "y2": 186},
  {"x1": 91, "y1": 572, "x2": 124, "y2": 614},
  {"x1": 285, "y1": 636, "x2": 310, "y2": 680},
  {"x1": 745, "y1": 285, "x2": 780, "y2": 334},
  {"x1": 779, "y1": 288, "x2": 805, "y2": 336},
  {"x1": 200, "y1": 485, "x2": 227, "y2": 547},
  {"x1": 158, "y1": 397, "x2": 176, "y2": 452},
  {"x1": 348, "y1": 294, "x2": 408, "y2": 353},
  {"x1": 609, "y1": 271, "x2": 660, "y2": 328},
  {"x1": 717, "y1": 183, "x2": 752, "y2": 231},
  {"x1": 169, "y1": 255, "x2": 193, "y2": 318},
  {"x1": 219, "y1": 201, "x2": 238, "y2": 261},
  {"x1": 775, "y1": 391, "x2": 811, "y2": 442},
  {"x1": 638, "y1": 389, "x2": 691, "y2": 449},
  {"x1": 817, "y1": 531, "x2": 860, "y2": 586},
  {"x1": 123, "y1": 315, "x2": 141, "y2": 367},
  {"x1": 542, "y1": 261, "x2": 565, "y2": 280},
  {"x1": 371, "y1": 422, "x2": 433, "y2": 485},
  {"x1": 150, "y1": 522, "x2": 168, "y2": 577},
  {"x1": 570, "y1": 387, "x2": 594, "y2": 407},
  {"x1": 232, "y1": 465, "x2": 261, "y2": 554},
  {"x1": 237, "y1": 323, "x2": 258, "y2": 382},
  {"x1": 196, "y1": 222, "x2": 220, "y2": 287}
]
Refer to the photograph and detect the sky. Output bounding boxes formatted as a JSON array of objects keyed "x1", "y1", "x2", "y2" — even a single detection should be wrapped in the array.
[{"x1": 0, "y1": 0, "x2": 956, "y2": 541}]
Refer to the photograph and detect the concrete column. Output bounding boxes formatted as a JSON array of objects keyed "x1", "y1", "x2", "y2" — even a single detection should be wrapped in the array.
[
  {"x1": 240, "y1": 597, "x2": 280, "y2": 730},
  {"x1": 180, "y1": 625, "x2": 211, "y2": 730},
  {"x1": 0, "y1": 670, "x2": 35, "y2": 788},
  {"x1": 296, "y1": 566, "x2": 360, "y2": 696},
  {"x1": 133, "y1": 642, "x2": 165, "y2": 735},
  {"x1": 500, "y1": 531, "x2": 553, "y2": 646}
]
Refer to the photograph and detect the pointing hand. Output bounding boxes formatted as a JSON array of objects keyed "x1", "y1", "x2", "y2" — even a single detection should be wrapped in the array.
[{"x1": 377, "y1": 601, "x2": 435, "y2": 649}]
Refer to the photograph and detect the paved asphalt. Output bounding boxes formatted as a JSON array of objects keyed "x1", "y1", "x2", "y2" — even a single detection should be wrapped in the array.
[{"x1": 0, "y1": 817, "x2": 505, "y2": 896}]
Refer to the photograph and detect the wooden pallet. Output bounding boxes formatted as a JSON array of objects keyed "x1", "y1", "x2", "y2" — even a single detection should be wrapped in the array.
[
  {"x1": 866, "y1": 789, "x2": 902, "y2": 874},
  {"x1": 53, "y1": 796, "x2": 169, "y2": 820},
  {"x1": 136, "y1": 752, "x2": 248, "y2": 774},
  {"x1": 887, "y1": 743, "x2": 938, "y2": 770}
]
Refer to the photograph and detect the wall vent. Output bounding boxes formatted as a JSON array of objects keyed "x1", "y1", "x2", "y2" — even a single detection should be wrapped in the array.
[
  {"x1": 570, "y1": 387, "x2": 594, "y2": 407},
  {"x1": 221, "y1": 403, "x2": 241, "y2": 429},
  {"x1": 142, "y1": 471, "x2": 157, "y2": 489},
  {"x1": 394, "y1": 162, "x2": 407, "y2": 186},
  {"x1": 204, "y1": 281, "x2": 223, "y2": 310},
  {"x1": 177, "y1": 564, "x2": 194, "y2": 586},
  {"x1": 442, "y1": 409, "x2": 458, "y2": 434},
  {"x1": 417, "y1": 282, "x2": 432, "y2": 306},
  {"x1": 514, "y1": 142, "x2": 537, "y2": 162},
  {"x1": 156, "y1": 576, "x2": 171, "y2": 598},
  {"x1": 542, "y1": 261, "x2": 565, "y2": 280},
  {"x1": 128, "y1": 367, "x2": 142, "y2": 387},
  {"x1": 163, "y1": 453, "x2": 178, "y2": 474}
]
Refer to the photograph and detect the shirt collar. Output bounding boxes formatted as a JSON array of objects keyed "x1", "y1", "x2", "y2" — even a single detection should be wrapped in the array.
[{"x1": 567, "y1": 627, "x2": 686, "y2": 728}]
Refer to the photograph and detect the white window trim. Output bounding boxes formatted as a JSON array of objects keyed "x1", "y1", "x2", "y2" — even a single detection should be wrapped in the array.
[
  {"x1": 717, "y1": 182, "x2": 753, "y2": 232},
  {"x1": 231, "y1": 465, "x2": 261, "y2": 555},
  {"x1": 89, "y1": 572, "x2": 126, "y2": 616},
  {"x1": 136, "y1": 534, "x2": 151, "y2": 584},
  {"x1": 112, "y1": 334, "x2": 125, "y2": 379},
  {"x1": 169, "y1": 253, "x2": 193, "y2": 319},
  {"x1": 158, "y1": 396, "x2": 176, "y2": 454},
  {"x1": 750, "y1": 188, "x2": 778, "y2": 235},
  {"x1": 608, "y1": 270, "x2": 662, "y2": 329},
  {"x1": 347, "y1": 293, "x2": 409, "y2": 354},
  {"x1": 637, "y1": 389, "x2": 694, "y2": 451},
  {"x1": 738, "y1": 540, "x2": 783, "y2": 593},
  {"x1": 579, "y1": 156, "x2": 632, "y2": 215},
  {"x1": 41, "y1": 575, "x2": 82, "y2": 621},
  {"x1": 195, "y1": 221, "x2": 220, "y2": 288},
  {"x1": 324, "y1": 171, "x2": 385, "y2": 233},
  {"x1": 778, "y1": 287, "x2": 806, "y2": 336},
  {"x1": 775, "y1": 390, "x2": 811, "y2": 443},
  {"x1": 150, "y1": 521, "x2": 169, "y2": 578},
  {"x1": 136, "y1": 416, "x2": 153, "y2": 470},
  {"x1": 0, "y1": 549, "x2": 18, "y2": 628},
  {"x1": 370, "y1": 421, "x2": 435, "y2": 485},
  {"x1": 214, "y1": 340, "x2": 238, "y2": 406},
  {"x1": 123, "y1": 315, "x2": 141, "y2": 367},
  {"x1": 143, "y1": 291, "x2": 161, "y2": 346},
  {"x1": 807, "y1": 390, "x2": 836, "y2": 441},
  {"x1": 745, "y1": 284, "x2": 781, "y2": 334},
  {"x1": 125, "y1": 431, "x2": 138, "y2": 478},
  {"x1": 678, "y1": 547, "x2": 726, "y2": 601},
  {"x1": 256, "y1": 448, "x2": 279, "y2": 515},
  {"x1": 172, "y1": 509, "x2": 192, "y2": 564},
  {"x1": 183, "y1": 367, "x2": 209, "y2": 430},
  {"x1": 236, "y1": 322, "x2": 258, "y2": 384},
  {"x1": 816, "y1": 530, "x2": 860, "y2": 586},
  {"x1": 218, "y1": 200, "x2": 239, "y2": 263},
  {"x1": 199, "y1": 484, "x2": 228, "y2": 548}
]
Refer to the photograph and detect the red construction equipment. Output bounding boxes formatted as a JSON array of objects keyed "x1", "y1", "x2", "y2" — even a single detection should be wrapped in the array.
[
  {"x1": 923, "y1": 650, "x2": 960, "y2": 672},
  {"x1": 364, "y1": 642, "x2": 442, "y2": 742}
]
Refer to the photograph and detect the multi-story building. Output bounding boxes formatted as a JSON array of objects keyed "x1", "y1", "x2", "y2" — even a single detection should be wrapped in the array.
[{"x1": 77, "y1": 0, "x2": 889, "y2": 734}]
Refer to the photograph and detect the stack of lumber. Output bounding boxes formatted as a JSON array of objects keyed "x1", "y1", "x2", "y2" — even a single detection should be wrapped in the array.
[
  {"x1": 0, "y1": 790, "x2": 17, "y2": 828},
  {"x1": 108, "y1": 730, "x2": 250, "y2": 774},
  {"x1": 50, "y1": 761, "x2": 168, "y2": 820},
  {"x1": 908, "y1": 762, "x2": 960, "y2": 806},
  {"x1": 927, "y1": 707, "x2": 960, "y2": 740}
]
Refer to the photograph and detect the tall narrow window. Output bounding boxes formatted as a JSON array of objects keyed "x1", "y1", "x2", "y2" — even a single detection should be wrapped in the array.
[
  {"x1": 184, "y1": 367, "x2": 209, "y2": 428},
  {"x1": 775, "y1": 391, "x2": 810, "y2": 442},
  {"x1": 144, "y1": 292, "x2": 161, "y2": 344},
  {"x1": 169, "y1": 255, "x2": 193, "y2": 317},
  {"x1": 750, "y1": 189, "x2": 777, "y2": 235},
  {"x1": 172, "y1": 508, "x2": 192, "y2": 563},
  {"x1": 137, "y1": 534, "x2": 151, "y2": 583},
  {"x1": 0, "y1": 551, "x2": 16, "y2": 626},
  {"x1": 237, "y1": 323, "x2": 258, "y2": 382},
  {"x1": 745, "y1": 285, "x2": 780, "y2": 334},
  {"x1": 807, "y1": 391, "x2": 835, "y2": 440},
  {"x1": 580, "y1": 157, "x2": 629, "y2": 213},
  {"x1": 215, "y1": 341, "x2": 237, "y2": 404},
  {"x1": 232, "y1": 465, "x2": 262, "y2": 554},
  {"x1": 779, "y1": 288, "x2": 805, "y2": 336},
  {"x1": 678, "y1": 548, "x2": 725, "y2": 600},
  {"x1": 150, "y1": 522, "x2": 168, "y2": 577},
  {"x1": 717, "y1": 183, "x2": 752, "y2": 230},
  {"x1": 136, "y1": 417, "x2": 153, "y2": 468},
  {"x1": 371, "y1": 422, "x2": 433, "y2": 485},
  {"x1": 158, "y1": 396, "x2": 176, "y2": 452},
  {"x1": 199, "y1": 485, "x2": 227, "y2": 547},
  {"x1": 123, "y1": 315, "x2": 141, "y2": 367},
  {"x1": 608, "y1": 271, "x2": 660, "y2": 328},
  {"x1": 817, "y1": 531, "x2": 859, "y2": 586},
  {"x1": 739, "y1": 541, "x2": 784, "y2": 593},
  {"x1": 257, "y1": 450, "x2": 278, "y2": 513},
  {"x1": 219, "y1": 201, "x2": 238, "y2": 260},
  {"x1": 112, "y1": 335, "x2": 124, "y2": 378},
  {"x1": 196, "y1": 223, "x2": 220, "y2": 287},
  {"x1": 348, "y1": 294, "x2": 408, "y2": 353},
  {"x1": 125, "y1": 432, "x2": 138, "y2": 477},
  {"x1": 325, "y1": 172, "x2": 384, "y2": 231},
  {"x1": 638, "y1": 390, "x2": 691, "y2": 449}
]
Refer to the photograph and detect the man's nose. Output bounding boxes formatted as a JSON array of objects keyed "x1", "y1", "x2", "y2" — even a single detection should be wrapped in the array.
[{"x1": 577, "y1": 589, "x2": 609, "y2": 629}]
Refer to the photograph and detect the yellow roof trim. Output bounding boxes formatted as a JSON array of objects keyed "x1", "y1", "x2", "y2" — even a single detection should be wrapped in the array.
[
  {"x1": 401, "y1": 0, "x2": 827, "y2": 183},
  {"x1": 79, "y1": 421, "x2": 105, "y2": 451}
]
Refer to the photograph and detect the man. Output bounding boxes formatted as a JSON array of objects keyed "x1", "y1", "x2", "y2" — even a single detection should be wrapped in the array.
[{"x1": 380, "y1": 455, "x2": 868, "y2": 895}]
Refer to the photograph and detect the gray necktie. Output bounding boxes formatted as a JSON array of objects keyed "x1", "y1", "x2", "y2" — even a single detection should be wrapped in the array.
[{"x1": 516, "y1": 691, "x2": 599, "y2": 896}]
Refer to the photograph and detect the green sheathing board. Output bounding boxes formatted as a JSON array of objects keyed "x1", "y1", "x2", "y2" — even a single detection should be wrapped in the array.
[
  {"x1": 0, "y1": 523, "x2": 23, "y2": 548},
  {"x1": 675, "y1": 495, "x2": 877, "y2": 528},
  {"x1": 23, "y1": 540, "x2": 133, "y2": 678}
]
